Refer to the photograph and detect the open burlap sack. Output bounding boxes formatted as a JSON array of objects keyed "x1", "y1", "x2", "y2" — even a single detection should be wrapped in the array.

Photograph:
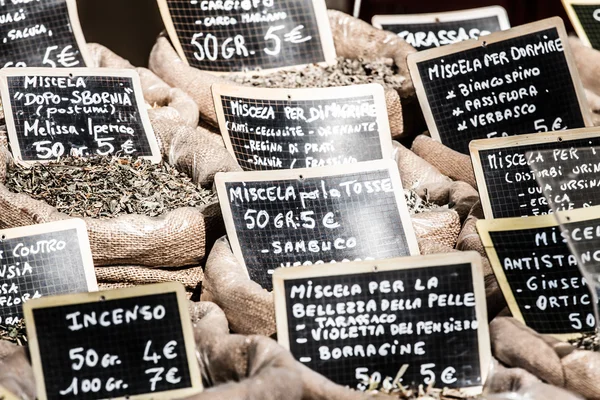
[
  {"x1": 412, "y1": 209, "x2": 461, "y2": 249},
  {"x1": 411, "y1": 135, "x2": 477, "y2": 188},
  {"x1": 203, "y1": 201, "x2": 466, "y2": 336},
  {"x1": 148, "y1": 11, "x2": 417, "y2": 138},
  {"x1": 490, "y1": 317, "x2": 600, "y2": 399},
  {"x1": 0, "y1": 341, "x2": 35, "y2": 400},
  {"x1": 417, "y1": 180, "x2": 480, "y2": 222},
  {"x1": 568, "y1": 37, "x2": 600, "y2": 127},
  {"x1": 392, "y1": 141, "x2": 451, "y2": 190},
  {"x1": 0, "y1": 44, "x2": 238, "y2": 268},
  {"x1": 188, "y1": 301, "x2": 391, "y2": 400}
]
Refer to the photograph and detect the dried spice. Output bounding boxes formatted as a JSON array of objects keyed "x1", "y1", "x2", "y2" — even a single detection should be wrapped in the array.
[
  {"x1": 0, "y1": 320, "x2": 27, "y2": 346},
  {"x1": 230, "y1": 57, "x2": 406, "y2": 90},
  {"x1": 5, "y1": 156, "x2": 216, "y2": 219},
  {"x1": 570, "y1": 332, "x2": 600, "y2": 352}
]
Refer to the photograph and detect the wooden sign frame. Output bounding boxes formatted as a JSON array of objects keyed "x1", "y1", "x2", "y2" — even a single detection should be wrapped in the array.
[
  {"x1": 563, "y1": 0, "x2": 600, "y2": 48},
  {"x1": 63, "y1": 0, "x2": 93, "y2": 67},
  {"x1": 156, "y1": 0, "x2": 337, "y2": 75},
  {"x1": 0, "y1": 218, "x2": 98, "y2": 292},
  {"x1": 273, "y1": 251, "x2": 491, "y2": 395},
  {"x1": 477, "y1": 215, "x2": 587, "y2": 340},
  {"x1": 23, "y1": 282, "x2": 202, "y2": 400},
  {"x1": 408, "y1": 17, "x2": 594, "y2": 146},
  {"x1": 215, "y1": 159, "x2": 421, "y2": 283},
  {"x1": 0, "y1": 386, "x2": 19, "y2": 400},
  {"x1": 470, "y1": 127, "x2": 600, "y2": 219},
  {"x1": 0, "y1": 68, "x2": 161, "y2": 165},
  {"x1": 372, "y1": 6, "x2": 510, "y2": 33},
  {"x1": 211, "y1": 83, "x2": 394, "y2": 168}
]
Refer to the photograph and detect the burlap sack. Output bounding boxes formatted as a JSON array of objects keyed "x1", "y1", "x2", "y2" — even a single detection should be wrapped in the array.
[
  {"x1": 412, "y1": 209, "x2": 461, "y2": 249},
  {"x1": 417, "y1": 180, "x2": 480, "y2": 222},
  {"x1": 203, "y1": 202, "x2": 465, "y2": 336},
  {"x1": 0, "y1": 341, "x2": 35, "y2": 400},
  {"x1": 0, "y1": 44, "x2": 237, "y2": 268},
  {"x1": 569, "y1": 36, "x2": 600, "y2": 127},
  {"x1": 490, "y1": 317, "x2": 600, "y2": 399},
  {"x1": 188, "y1": 301, "x2": 390, "y2": 400},
  {"x1": 392, "y1": 141, "x2": 451, "y2": 190},
  {"x1": 411, "y1": 135, "x2": 477, "y2": 188},
  {"x1": 148, "y1": 11, "x2": 416, "y2": 138}
]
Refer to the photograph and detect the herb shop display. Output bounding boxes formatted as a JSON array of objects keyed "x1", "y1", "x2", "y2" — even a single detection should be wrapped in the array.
[{"x1": 3, "y1": 2, "x2": 600, "y2": 400}]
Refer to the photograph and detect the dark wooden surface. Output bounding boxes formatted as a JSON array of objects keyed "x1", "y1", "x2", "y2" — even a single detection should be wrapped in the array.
[{"x1": 75, "y1": 0, "x2": 575, "y2": 67}]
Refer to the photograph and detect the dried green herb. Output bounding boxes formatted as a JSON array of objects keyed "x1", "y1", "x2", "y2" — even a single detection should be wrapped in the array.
[
  {"x1": 0, "y1": 320, "x2": 27, "y2": 346},
  {"x1": 230, "y1": 57, "x2": 406, "y2": 90},
  {"x1": 570, "y1": 332, "x2": 600, "y2": 352},
  {"x1": 6, "y1": 156, "x2": 216, "y2": 219}
]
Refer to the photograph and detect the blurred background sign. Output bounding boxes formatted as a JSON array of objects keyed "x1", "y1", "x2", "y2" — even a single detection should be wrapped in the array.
[{"x1": 76, "y1": 0, "x2": 574, "y2": 67}]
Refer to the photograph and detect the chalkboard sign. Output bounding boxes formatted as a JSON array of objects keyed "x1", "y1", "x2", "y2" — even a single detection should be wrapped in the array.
[
  {"x1": 408, "y1": 18, "x2": 592, "y2": 155},
  {"x1": 470, "y1": 128, "x2": 600, "y2": 219},
  {"x1": 215, "y1": 159, "x2": 420, "y2": 291},
  {"x1": 157, "y1": 0, "x2": 336, "y2": 73},
  {"x1": 212, "y1": 83, "x2": 393, "y2": 170},
  {"x1": 563, "y1": 0, "x2": 600, "y2": 50},
  {"x1": 478, "y1": 215, "x2": 596, "y2": 339},
  {"x1": 0, "y1": 68, "x2": 161, "y2": 164},
  {"x1": 0, "y1": 219, "x2": 97, "y2": 326},
  {"x1": 372, "y1": 7, "x2": 510, "y2": 51},
  {"x1": 273, "y1": 252, "x2": 490, "y2": 394},
  {"x1": 24, "y1": 283, "x2": 202, "y2": 400},
  {"x1": 0, "y1": 0, "x2": 91, "y2": 68}
]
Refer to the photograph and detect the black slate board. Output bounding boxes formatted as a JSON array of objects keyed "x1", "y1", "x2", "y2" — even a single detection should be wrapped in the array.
[
  {"x1": 215, "y1": 160, "x2": 419, "y2": 291},
  {"x1": 372, "y1": 7, "x2": 510, "y2": 51},
  {"x1": 564, "y1": 1, "x2": 600, "y2": 50},
  {"x1": 24, "y1": 283, "x2": 202, "y2": 400},
  {"x1": 470, "y1": 129, "x2": 600, "y2": 219},
  {"x1": 478, "y1": 216, "x2": 596, "y2": 338},
  {"x1": 0, "y1": 219, "x2": 96, "y2": 326},
  {"x1": 157, "y1": 0, "x2": 336, "y2": 73},
  {"x1": 212, "y1": 83, "x2": 393, "y2": 170},
  {"x1": 273, "y1": 253, "x2": 490, "y2": 394},
  {"x1": 0, "y1": 68, "x2": 161, "y2": 164},
  {"x1": 0, "y1": 0, "x2": 90, "y2": 68},
  {"x1": 408, "y1": 18, "x2": 591, "y2": 155}
]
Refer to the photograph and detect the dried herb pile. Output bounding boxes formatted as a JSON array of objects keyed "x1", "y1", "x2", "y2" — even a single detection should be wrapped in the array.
[
  {"x1": 5, "y1": 156, "x2": 215, "y2": 219},
  {"x1": 570, "y1": 332, "x2": 600, "y2": 352},
  {"x1": 230, "y1": 57, "x2": 406, "y2": 90}
]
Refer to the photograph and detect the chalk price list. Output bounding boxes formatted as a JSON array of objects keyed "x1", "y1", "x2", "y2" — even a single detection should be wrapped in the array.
[
  {"x1": 0, "y1": 0, "x2": 85, "y2": 68},
  {"x1": 59, "y1": 340, "x2": 183, "y2": 396},
  {"x1": 168, "y1": 0, "x2": 325, "y2": 71},
  {"x1": 284, "y1": 264, "x2": 481, "y2": 389},
  {"x1": 417, "y1": 28, "x2": 586, "y2": 154},
  {"x1": 490, "y1": 225, "x2": 596, "y2": 334},
  {"x1": 222, "y1": 95, "x2": 382, "y2": 170},
  {"x1": 6, "y1": 75, "x2": 155, "y2": 161},
  {"x1": 480, "y1": 144, "x2": 600, "y2": 218}
]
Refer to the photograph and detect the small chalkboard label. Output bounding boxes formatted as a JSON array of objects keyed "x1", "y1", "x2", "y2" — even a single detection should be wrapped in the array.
[
  {"x1": 0, "y1": 219, "x2": 97, "y2": 326},
  {"x1": 24, "y1": 283, "x2": 202, "y2": 400},
  {"x1": 0, "y1": 68, "x2": 161, "y2": 164},
  {"x1": 212, "y1": 83, "x2": 393, "y2": 170},
  {"x1": 0, "y1": 0, "x2": 91, "y2": 68},
  {"x1": 470, "y1": 128, "x2": 600, "y2": 219},
  {"x1": 273, "y1": 252, "x2": 490, "y2": 394},
  {"x1": 563, "y1": 0, "x2": 600, "y2": 49},
  {"x1": 408, "y1": 18, "x2": 592, "y2": 155},
  {"x1": 215, "y1": 160, "x2": 419, "y2": 291},
  {"x1": 478, "y1": 215, "x2": 596, "y2": 339},
  {"x1": 157, "y1": 0, "x2": 336, "y2": 73},
  {"x1": 372, "y1": 6, "x2": 510, "y2": 51}
]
